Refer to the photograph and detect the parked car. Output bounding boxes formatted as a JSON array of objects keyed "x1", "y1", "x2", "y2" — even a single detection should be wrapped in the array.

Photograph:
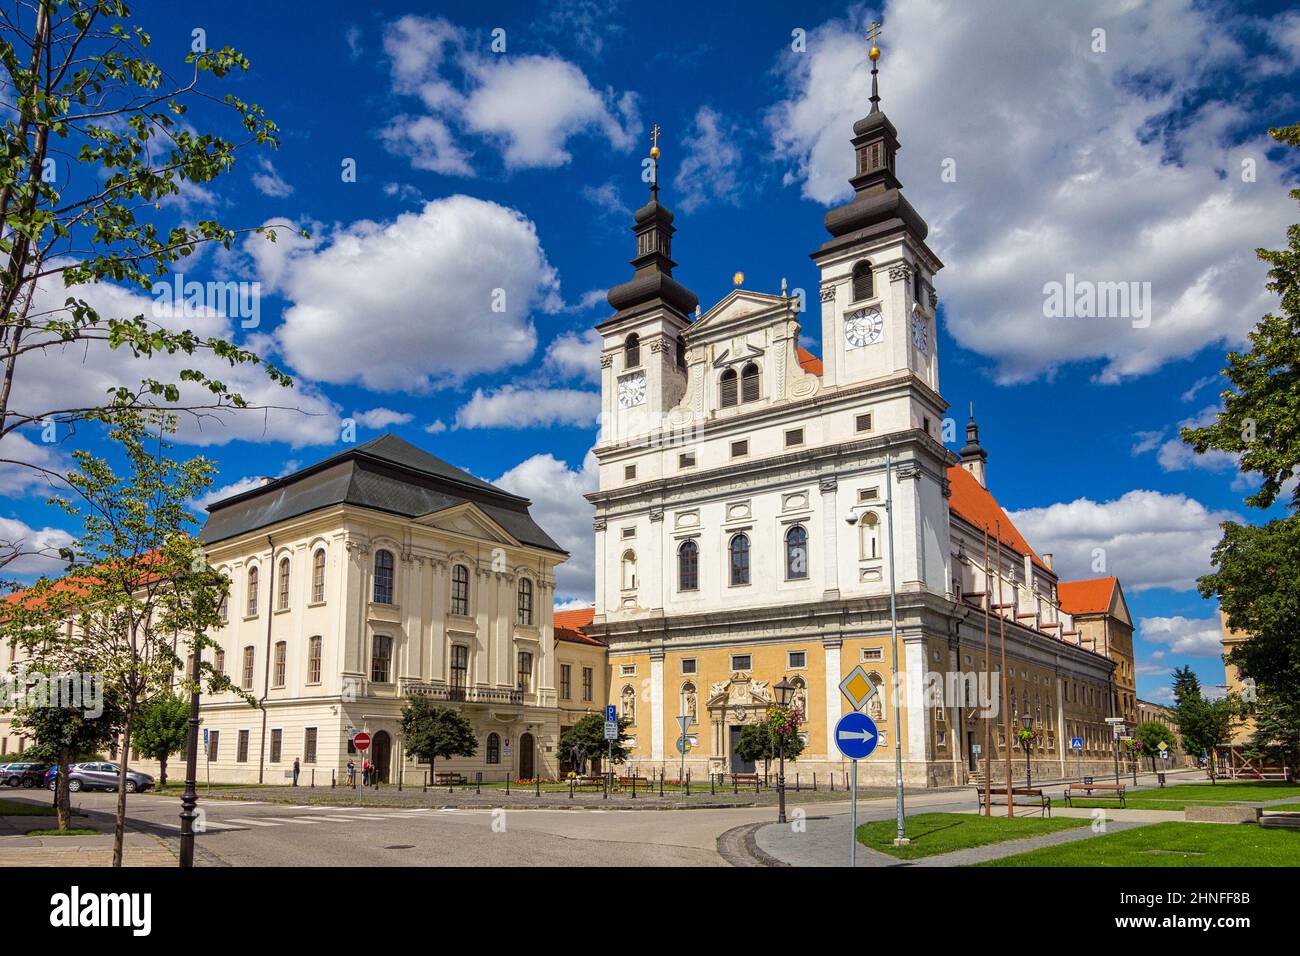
[
  {"x1": 53, "y1": 762, "x2": 155, "y2": 793},
  {"x1": 3, "y1": 762, "x2": 51, "y2": 788}
]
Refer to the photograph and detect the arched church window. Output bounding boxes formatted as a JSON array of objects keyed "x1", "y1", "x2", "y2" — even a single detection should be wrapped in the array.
[
  {"x1": 785, "y1": 525, "x2": 808, "y2": 580},
  {"x1": 859, "y1": 511, "x2": 881, "y2": 560},
  {"x1": 741, "y1": 363, "x2": 760, "y2": 403},
  {"x1": 624, "y1": 333, "x2": 640, "y2": 369},
  {"x1": 729, "y1": 533, "x2": 750, "y2": 587},
  {"x1": 719, "y1": 368, "x2": 738, "y2": 408},
  {"x1": 621, "y1": 550, "x2": 637, "y2": 590},
  {"x1": 678, "y1": 539, "x2": 698, "y2": 591},
  {"x1": 851, "y1": 260, "x2": 873, "y2": 302}
]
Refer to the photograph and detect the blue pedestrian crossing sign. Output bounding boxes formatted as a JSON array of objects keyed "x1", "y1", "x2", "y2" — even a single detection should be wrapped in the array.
[
  {"x1": 1070, "y1": 737, "x2": 1084, "y2": 751},
  {"x1": 834, "y1": 712, "x2": 879, "y2": 760}
]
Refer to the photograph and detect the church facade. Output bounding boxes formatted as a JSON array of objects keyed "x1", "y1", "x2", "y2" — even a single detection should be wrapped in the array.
[{"x1": 584, "y1": 54, "x2": 1132, "y2": 786}]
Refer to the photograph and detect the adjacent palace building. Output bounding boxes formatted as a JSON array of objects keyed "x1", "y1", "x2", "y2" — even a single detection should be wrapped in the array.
[{"x1": 2, "y1": 48, "x2": 1147, "y2": 788}]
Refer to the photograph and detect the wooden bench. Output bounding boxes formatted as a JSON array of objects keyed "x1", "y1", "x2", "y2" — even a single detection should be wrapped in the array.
[
  {"x1": 975, "y1": 786, "x2": 1051, "y2": 816},
  {"x1": 1064, "y1": 782, "x2": 1126, "y2": 807},
  {"x1": 433, "y1": 772, "x2": 466, "y2": 786},
  {"x1": 618, "y1": 775, "x2": 650, "y2": 788},
  {"x1": 572, "y1": 776, "x2": 604, "y2": 791},
  {"x1": 731, "y1": 772, "x2": 761, "y2": 790}
]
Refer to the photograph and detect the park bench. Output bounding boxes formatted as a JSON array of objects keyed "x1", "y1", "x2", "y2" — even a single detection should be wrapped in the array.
[
  {"x1": 618, "y1": 775, "x2": 650, "y2": 788},
  {"x1": 433, "y1": 772, "x2": 466, "y2": 786},
  {"x1": 1064, "y1": 782, "x2": 1126, "y2": 807},
  {"x1": 572, "y1": 775, "x2": 604, "y2": 791},
  {"x1": 731, "y1": 772, "x2": 761, "y2": 790},
  {"x1": 974, "y1": 786, "x2": 1051, "y2": 817}
]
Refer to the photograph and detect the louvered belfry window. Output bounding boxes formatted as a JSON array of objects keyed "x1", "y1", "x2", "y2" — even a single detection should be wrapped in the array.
[
  {"x1": 852, "y1": 260, "x2": 873, "y2": 301},
  {"x1": 741, "y1": 363, "x2": 760, "y2": 403},
  {"x1": 719, "y1": 368, "x2": 738, "y2": 407}
]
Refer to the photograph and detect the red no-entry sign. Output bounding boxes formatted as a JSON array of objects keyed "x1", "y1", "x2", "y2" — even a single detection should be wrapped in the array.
[{"x1": 353, "y1": 732, "x2": 371, "y2": 752}]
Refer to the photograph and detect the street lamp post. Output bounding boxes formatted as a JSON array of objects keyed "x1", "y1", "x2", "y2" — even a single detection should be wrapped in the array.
[
  {"x1": 775, "y1": 677, "x2": 795, "y2": 825},
  {"x1": 1019, "y1": 714, "x2": 1034, "y2": 791}
]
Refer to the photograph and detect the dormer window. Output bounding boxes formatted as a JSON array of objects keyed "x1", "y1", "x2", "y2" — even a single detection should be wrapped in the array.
[
  {"x1": 740, "y1": 363, "x2": 760, "y2": 403},
  {"x1": 719, "y1": 368, "x2": 738, "y2": 408},
  {"x1": 851, "y1": 261, "x2": 873, "y2": 302},
  {"x1": 624, "y1": 333, "x2": 640, "y2": 369}
]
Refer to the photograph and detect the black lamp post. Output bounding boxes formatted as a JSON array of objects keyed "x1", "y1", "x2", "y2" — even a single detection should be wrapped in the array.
[
  {"x1": 775, "y1": 677, "x2": 794, "y2": 824},
  {"x1": 1019, "y1": 714, "x2": 1034, "y2": 791}
]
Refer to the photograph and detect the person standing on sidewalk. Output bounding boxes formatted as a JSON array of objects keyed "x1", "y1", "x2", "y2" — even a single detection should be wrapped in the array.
[
  {"x1": 292, "y1": 757, "x2": 301, "y2": 787},
  {"x1": 347, "y1": 759, "x2": 356, "y2": 786}
]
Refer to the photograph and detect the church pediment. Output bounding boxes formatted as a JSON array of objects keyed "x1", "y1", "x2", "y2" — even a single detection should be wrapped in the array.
[
  {"x1": 415, "y1": 502, "x2": 520, "y2": 547},
  {"x1": 691, "y1": 289, "x2": 788, "y2": 339}
]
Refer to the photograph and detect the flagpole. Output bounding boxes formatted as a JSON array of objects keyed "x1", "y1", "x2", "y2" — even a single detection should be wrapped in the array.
[
  {"x1": 996, "y1": 519, "x2": 1013, "y2": 817},
  {"x1": 982, "y1": 523, "x2": 992, "y2": 816}
]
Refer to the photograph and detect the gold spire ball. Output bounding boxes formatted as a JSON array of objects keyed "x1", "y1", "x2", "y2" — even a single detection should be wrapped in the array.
[
  {"x1": 867, "y1": 20, "x2": 882, "y2": 60},
  {"x1": 650, "y1": 123, "x2": 661, "y2": 160}
]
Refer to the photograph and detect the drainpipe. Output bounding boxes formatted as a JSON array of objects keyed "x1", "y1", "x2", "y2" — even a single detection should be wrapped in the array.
[{"x1": 259, "y1": 535, "x2": 275, "y2": 784}]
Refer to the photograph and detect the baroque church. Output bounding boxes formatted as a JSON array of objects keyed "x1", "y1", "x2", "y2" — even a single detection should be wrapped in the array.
[{"x1": 581, "y1": 44, "x2": 1135, "y2": 786}]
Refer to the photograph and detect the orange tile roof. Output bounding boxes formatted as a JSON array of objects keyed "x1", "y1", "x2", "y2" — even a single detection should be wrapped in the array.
[
  {"x1": 946, "y1": 465, "x2": 1050, "y2": 571},
  {"x1": 554, "y1": 606, "x2": 603, "y2": 646},
  {"x1": 1058, "y1": 577, "x2": 1118, "y2": 616},
  {"x1": 796, "y1": 347, "x2": 823, "y2": 376}
]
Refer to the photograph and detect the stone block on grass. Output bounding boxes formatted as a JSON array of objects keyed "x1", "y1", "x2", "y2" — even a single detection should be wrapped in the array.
[{"x1": 1185, "y1": 805, "x2": 1261, "y2": 824}]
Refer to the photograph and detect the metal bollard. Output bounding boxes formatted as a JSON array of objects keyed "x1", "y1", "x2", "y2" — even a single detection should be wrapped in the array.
[
  {"x1": 476, "y1": 771, "x2": 482, "y2": 795},
  {"x1": 422, "y1": 770, "x2": 427, "y2": 793},
  {"x1": 535, "y1": 776, "x2": 540, "y2": 797},
  {"x1": 311, "y1": 769, "x2": 315, "y2": 788}
]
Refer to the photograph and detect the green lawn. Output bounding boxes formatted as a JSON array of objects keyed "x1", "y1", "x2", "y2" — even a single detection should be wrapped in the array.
[
  {"x1": 1265, "y1": 803, "x2": 1300, "y2": 812},
  {"x1": 979, "y1": 821, "x2": 1300, "y2": 867},
  {"x1": 1054, "y1": 781, "x2": 1300, "y2": 812},
  {"x1": 0, "y1": 798, "x2": 57, "y2": 816},
  {"x1": 24, "y1": 827, "x2": 97, "y2": 837},
  {"x1": 856, "y1": 812, "x2": 1089, "y2": 860}
]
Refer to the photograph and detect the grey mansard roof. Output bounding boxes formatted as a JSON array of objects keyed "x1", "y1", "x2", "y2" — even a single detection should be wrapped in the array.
[{"x1": 199, "y1": 434, "x2": 566, "y2": 555}]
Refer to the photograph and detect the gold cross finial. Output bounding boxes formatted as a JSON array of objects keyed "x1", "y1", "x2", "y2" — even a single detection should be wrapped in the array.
[
  {"x1": 867, "y1": 20, "x2": 882, "y2": 60},
  {"x1": 650, "y1": 124, "x2": 661, "y2": 160}
]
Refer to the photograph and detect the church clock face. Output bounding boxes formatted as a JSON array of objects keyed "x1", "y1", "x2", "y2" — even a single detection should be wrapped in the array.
[
  {"x1": 844, "y1": 307, "x2": 883, "y2": 349},
  {"x1": 618, "y1": 371, "x2": 647, "y2": 408},
  {"x1": 911, "y1": 314, "x2": 930, "y2": 354}
]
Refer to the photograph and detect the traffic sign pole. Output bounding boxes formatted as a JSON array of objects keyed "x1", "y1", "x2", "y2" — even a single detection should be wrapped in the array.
[
  {"x1": 834, "y1": 712, "x2": 878, "y2": 866},
  {"x1": 850, "y1": 759, "x2": 857, "y2": 868}
]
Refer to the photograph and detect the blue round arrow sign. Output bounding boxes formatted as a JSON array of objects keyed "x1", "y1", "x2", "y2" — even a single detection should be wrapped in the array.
[{"x1": 835, "y1": 712, "x2": 879, "y2": 760}]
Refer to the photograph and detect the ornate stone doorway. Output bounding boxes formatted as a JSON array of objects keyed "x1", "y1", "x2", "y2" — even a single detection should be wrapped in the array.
[{"x1": 706, "y1": 673, "x2": 776, "y2": 775}]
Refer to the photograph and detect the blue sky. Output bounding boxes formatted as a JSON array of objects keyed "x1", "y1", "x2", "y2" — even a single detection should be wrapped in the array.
[{"x1": 6, "y1": 0, "x2": 1300, "y2": 704}]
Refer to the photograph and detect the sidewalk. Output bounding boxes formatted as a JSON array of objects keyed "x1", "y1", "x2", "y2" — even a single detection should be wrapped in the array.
[{"x1": 0, "y1": 810, "x2": 177, "y2": 867}]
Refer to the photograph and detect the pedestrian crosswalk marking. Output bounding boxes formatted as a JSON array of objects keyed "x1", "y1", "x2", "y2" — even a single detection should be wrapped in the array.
[{"x1": 223, "y1": 818, "x2": 284, "y2": 827}]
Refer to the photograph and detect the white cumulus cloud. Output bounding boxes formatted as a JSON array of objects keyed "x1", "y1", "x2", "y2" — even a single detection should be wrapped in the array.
[
  {"x1": 494, "y1": 452, "x2": 597, "y2": 602},
  {"x1": 454, "y1": 386, "x2": 599, "y2": 430},
  {"x1": 1139, "y1": 615, "x2": 1225, "y2": 658}
]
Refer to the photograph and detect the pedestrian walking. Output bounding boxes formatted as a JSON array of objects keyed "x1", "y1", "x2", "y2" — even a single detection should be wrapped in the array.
[
  {"x1": 347, "y1": 760, "x2": 356, "y2": 786},
  {"x1": 292, "y1": 757, "x2": 301, "y2": 787}
]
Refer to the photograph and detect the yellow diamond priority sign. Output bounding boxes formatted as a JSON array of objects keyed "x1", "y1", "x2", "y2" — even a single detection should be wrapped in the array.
[{"x1": 839, "y1": 663, "x2": 879, "y2": 713}]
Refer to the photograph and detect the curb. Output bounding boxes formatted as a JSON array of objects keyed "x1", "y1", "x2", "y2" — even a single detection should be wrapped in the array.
[{"x1": 716, "y1": 822, "x2": 789, "y2": 867}]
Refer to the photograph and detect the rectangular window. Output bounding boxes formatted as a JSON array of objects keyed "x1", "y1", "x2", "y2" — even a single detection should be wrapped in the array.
[
  {"x1": 858, "y1": 487, "x2": 879, "y2": 502},
  {"x1": 730, "y1": 439, "x2": 748, "y2": 458},
  {"x1": 451, "y1": 645, "x2": 468, "y2": 688},
  {"x1": 277, "y1": 563, "x2": 289, "y2": 610},
  {"x1": 273, "y1": 641, "x2": 287, "y2": 688},
  {"x1": 207, "y1": 730, "x2": 220, "y2": 762},
  {"x1": 304, "y1": 727, "x2": 317, "y2": 764},
  {"x1": 270, "y1": 728, "x2": 282, "y2": 763},
  {"x1": 312, "y1": 551, "x2": 326, "y2": 603},
  {"x1": 307, "y1": 636, "x2": 322, "y2": 684},
  {"x1": 621, "y1": 527, "x2": 636, "y2": 539},
  {"x1": 784, "y1": 428, "x2": 804, "y2": 448},
  {"x1": 560, "y1": 664, "x2": 572, "y2": 700},
  {"x1": 237, "y1": 729, "x2": 250, "y2": 763},
  {"x1": 731, "y1": 654, "x2": 752, "y2": 671},
  {"x1": 451, "y1": 566, "x2": 470, "y2": 616},
  {"x1": 371, "y1": 635, "x2": 393, "y2": 683},
  {"x1": 862, "y1": 647, "x2": 884, "y2": 662},
  {"x1": 681, "y1": 658, "x2": 697, "y2": 675},
  {"x1": 215, "y1": 648, "x2": 225, "y2": 676},
  {"x1": 620, "y1": 664, "x2": 636, "y2": 677},
  {"x1": 241, "y1": 647, "x2": 255, "y2": 690},
  {"x1": 517, "y1": 651, "x2": 533, "y2": 693},
  {"x1": 624, "y1": 464, "x2": 637, "y2": 481},
  {"x1": 678, "y1": 452, "x2": 696, "y2": 469},
  {"x1": 923, "y1": 416, "x2": 931, "y2": 434},
  {"x1": 788, "y1": 651, "x2": 806, "y2": 669},
  {"x1": 582, "y1": 667, "x2": 593, "y2": 702},
  {"x1": 855, "y1": 412, "x2": 873, "y2": 433}
]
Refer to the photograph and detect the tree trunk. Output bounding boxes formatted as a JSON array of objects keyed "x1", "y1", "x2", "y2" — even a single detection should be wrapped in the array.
[
  {"x1": 112, "y1": 709, "x2": 133, "y2": 867},
  {"x1": 54, "y1": 756, "x2": 71, "y2": 832},
  {"x1": 159, "y1": 753, "x2": 168, "y2": 789}
]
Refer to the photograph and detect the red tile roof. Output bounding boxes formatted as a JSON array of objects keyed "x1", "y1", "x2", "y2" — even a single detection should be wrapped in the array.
[
  {"x1": 796, "y1": 347, "x2": 823, "y2": 376},
  {"x1": 946, "y1": 466, "x2": 1050, "y2": 571},
  {"x1": 1058, "y1": 577, "x2": 1118, "y2": 616},
  {"x1": 554, "y1": 606, "x2": 603, "y2": 646}
]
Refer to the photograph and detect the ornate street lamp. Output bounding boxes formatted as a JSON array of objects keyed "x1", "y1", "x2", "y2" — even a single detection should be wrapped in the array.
[
  {"x1": 1019, "y1": 714, "x2": 1034, "y2": 791},
  {"x1": 775, "y1": 676, "x2": 795, "y2": 824}
]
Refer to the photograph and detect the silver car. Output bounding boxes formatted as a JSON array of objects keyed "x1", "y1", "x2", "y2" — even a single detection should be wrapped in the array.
[{"x1": 56, "y1": 762, "x2": 155, "y2": 793}]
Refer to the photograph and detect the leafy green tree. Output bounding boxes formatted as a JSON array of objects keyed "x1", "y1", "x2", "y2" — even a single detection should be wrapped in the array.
[
  {"x1": 400, "y1": 699, "x2": 477, "y2": 781},
  {"x1": 1176, "y1": 694, "x2": 1241, "y2": 784},
  {"x1": 1132, "y1": 720, "x2": 1176, "y2": 771},
  {"x1": 131, "y1": 693, "x2": 190, "y2": 787},
  {"x1": 9, "y1": 675, "x2": 122, "y2": 831},
  {"x1": 0, "y1": 0, "x2": 301, "y2": 572},
  {"x1": 557, "y1": 714, "x2": 632, "y2": 774},
  {"x1": 732, "y1": 706, "x2": 806, "y2": 778},
  {"x1": 1172, "y1": 666, "x2": 1202, "y2": 707},
  {"x1": 0, "y1": 412, "x2": 238, "y2": 865},
  {"x1": 1181, "y1": 122, "x2": 1300, "y2": 511},
  {"x1": 1241, "y1": 694, "x2": 1300, "y2": 777}
]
